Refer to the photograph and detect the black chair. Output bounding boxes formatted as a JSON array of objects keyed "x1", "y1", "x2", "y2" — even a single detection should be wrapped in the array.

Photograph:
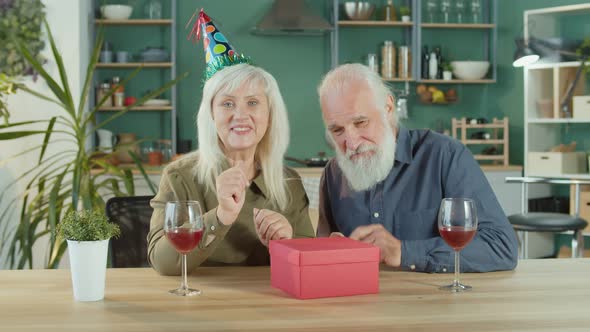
[
  {"x1": 505, "y1": 177, "x2": 588, "y2": 259},
  {"x1": 106, "y1": 195, "x2": 154, "y2": 267}
]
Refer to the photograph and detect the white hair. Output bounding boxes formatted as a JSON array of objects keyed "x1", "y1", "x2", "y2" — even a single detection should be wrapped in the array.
[
  {"x1": 318, "y1": 64, "x2": 397, "y2": 192},
  {"x1": 318, "y1": 63, "x2": 396, "y2": 124},
  {"x1": 196, "y1": 64, "x2": 290, "y2": 211}
]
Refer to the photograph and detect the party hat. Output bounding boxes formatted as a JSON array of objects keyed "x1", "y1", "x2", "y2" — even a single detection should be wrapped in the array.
[{"x1": 187, "y1": 9, "x2": 252, "y2": 81}]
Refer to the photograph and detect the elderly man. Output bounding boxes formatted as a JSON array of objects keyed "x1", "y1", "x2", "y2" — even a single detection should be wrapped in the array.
[{"x1": 317, "y1": 63, "x2": 518, "y2": 273}]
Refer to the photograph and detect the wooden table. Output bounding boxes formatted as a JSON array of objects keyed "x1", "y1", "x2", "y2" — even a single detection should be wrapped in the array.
[{"x1": 1, "y1": 259, "x2": 589, "y2": 331}]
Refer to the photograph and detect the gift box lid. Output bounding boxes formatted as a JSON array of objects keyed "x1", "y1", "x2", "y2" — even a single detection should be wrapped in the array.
[{"x1": 270, "y1": 237, "x2": 380, "y2": 266}]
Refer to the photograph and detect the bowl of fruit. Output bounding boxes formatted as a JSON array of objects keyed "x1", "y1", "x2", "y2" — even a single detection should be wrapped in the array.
[{"x1": 416, "y1": 84, "x2": 457, "y2": 104}]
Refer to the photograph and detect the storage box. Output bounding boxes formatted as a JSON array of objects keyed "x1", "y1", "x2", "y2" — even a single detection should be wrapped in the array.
[
  {"x1": 527, "y1": 152, "x2": 587, "y2": 175},
  {"x1": 577, "y1": 192, "x2": 590, "y2": 232},
  {"x1": 270, "y1": 237, "x2": 380, "y2": 299},
  {"x1": 573, "y1": 96, "x2": 590, "y2": 120}
]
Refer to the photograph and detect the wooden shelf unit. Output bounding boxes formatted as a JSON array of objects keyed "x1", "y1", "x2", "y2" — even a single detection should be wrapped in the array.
[
  {"x1": 95, "y1": 62, "x2": 173, "y2": 68},
  {"x1": 420, "y1": 79, "x2": 496, "y2": 84},
  {"x1": 421, "y1": 23, "x2": 496, "y2": 29},
  {"x1": 338, "y1": 21, "x2": 413, "y2": 27},
  {"x1": 97, "y1": 106, "x2": 172, "y2": 112},
  {"x1": 452, "y1": 117, "x2": 509, "y2": 166},
  {"x1": 95, "y1": 19, "x2": 172, "y2": 25}
]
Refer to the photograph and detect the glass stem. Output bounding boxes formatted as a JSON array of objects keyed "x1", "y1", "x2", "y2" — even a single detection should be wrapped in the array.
[
  {"x1": 181, "y1": 254, "x2": 188, "y2": 290},
  {"x1": 454, "y1": 250, "x2": 460, "y2": 287}
]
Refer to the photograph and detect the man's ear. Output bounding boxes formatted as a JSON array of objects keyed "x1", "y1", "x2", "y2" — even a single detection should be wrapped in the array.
[{"x1": 385, "y1": 94, "x2": 395, "y2": 117}]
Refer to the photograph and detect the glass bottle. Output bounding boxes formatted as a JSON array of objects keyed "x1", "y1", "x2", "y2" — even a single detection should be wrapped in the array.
[
  {"x1": 96, "y1": 82, "x2": 112, "y2": 107},
  {"x1": 112, "y1": 76, "x2": 125, "y2": 107},
  {"x1": 381, "y1": 0, "x2": 397, "y2": 21},
  {"x1": 381, "y1": 41, "x2": 396, "y2": 79},
  {"x1": 398, "y1": 46, "x2": 411, "y2": 79},
  {"x1": 422, "y1": 45, "x2": 430, "y2": 79}
]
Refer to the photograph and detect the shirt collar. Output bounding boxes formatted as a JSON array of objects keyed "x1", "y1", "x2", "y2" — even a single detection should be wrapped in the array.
[
  {"x1": 394, "y1": 126, "x2": 413, "y2": 165},
  {"x1": 251, "y1": 172, "x2": 268, "y2": 198}
]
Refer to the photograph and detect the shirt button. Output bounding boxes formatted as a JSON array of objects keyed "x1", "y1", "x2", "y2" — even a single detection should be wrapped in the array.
[
  {"x1": 442, "y1": 268, "x2": 447, "y2": 272},
  {"x1": 410, "y1": 264, "x2": 416, "y2": 270},
  {"x1": 210, "y1": 225, "x2": 216, "y2": 231},
  {"x1": 373, "y1": 212, "x2": 380, "y2": 218}
]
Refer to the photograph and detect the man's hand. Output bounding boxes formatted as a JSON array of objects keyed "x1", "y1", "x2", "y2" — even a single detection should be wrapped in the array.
[
  {"x1": 349, "y1": 224, "x2": 402, "y2": 267},
  {"x1": 253, "y1": 208, "x2": 293, "y2": 247},
  {"x1": 215, "y1": 161, "x2": 249, "y2": 225}
]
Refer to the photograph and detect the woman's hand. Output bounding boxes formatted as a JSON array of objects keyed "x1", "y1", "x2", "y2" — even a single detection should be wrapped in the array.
[
  {"x1": 253, "y1": 208, "x2": 293, "y2": 247},
  {"x1": 216, "y1": 161, "x2": 249, "y2": 225}
]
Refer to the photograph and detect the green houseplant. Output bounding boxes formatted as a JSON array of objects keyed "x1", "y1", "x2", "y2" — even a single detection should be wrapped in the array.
[
  {"x1": 399, "y1": 6, "x2": 411, "y2": 22},
  {"x1": 442, "y1": 62, "x2": 453, "y2": 80},
  {"x1": 0, "y1": 0, "x2": 46, "y2": 77},
  {"x1": 0, "y1": 18, "x2": 186, "y2": 269},
  {"x1": 57, "y1": 209, "x2": 119, "y2": 301}
]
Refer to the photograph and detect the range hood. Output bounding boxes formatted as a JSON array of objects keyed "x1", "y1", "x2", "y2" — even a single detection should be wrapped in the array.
[{"x1": 252, "y1": 0, "x2": 333, "y2": 36}]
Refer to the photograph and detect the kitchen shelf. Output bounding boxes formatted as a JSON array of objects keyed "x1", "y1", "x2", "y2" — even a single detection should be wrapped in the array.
[
  {"x1": 95, "y1": 19, "x2": 173, "y2": 25},
  {"x1": 338, "y1": 21, "x2": 413, "y2": 27},
  {"x1": 421, "y1": 23, "x2": 495, "y2": 29},
  {"x1": 528, "y1": 119, "x2": 590, "y2": 124},
  {"x1": 385, "y1": 78, "x2": 415, "y2": 82},
  {"x1": 420, "y1": 79, "x2": 496, "y2": 84},
  {"x1": 474, "y1": 155, "x2": 506, "y2": 160},
  {"x1": 464, "y1": 139, "x2": 504, "y2": 144},
  {"x1": 97, "y1": 106, "x2": 173, "y2": 112},
  {"x1": 96, "y1": 62, "x2": 173, "y2": 68}
]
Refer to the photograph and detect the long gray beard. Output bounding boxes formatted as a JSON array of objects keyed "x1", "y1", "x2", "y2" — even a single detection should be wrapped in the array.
[{"x1": 335, "y1": 129, "x2": 396, "y2": 192}]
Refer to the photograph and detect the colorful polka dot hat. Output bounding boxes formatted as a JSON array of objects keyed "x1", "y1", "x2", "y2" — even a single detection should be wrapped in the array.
[{"x1": 187, "y1": 9, "x2": 252, "y2": 81}]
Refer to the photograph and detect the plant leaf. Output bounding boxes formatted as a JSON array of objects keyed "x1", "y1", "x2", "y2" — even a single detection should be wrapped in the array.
[
  {"x1": 42, "y1": 19, "x2": 75, "y2": 116},
  {"x1": 0, "y1": 131, "x2": 48, "y2": 140},
  {"x1": 38, "y1": 117, "x2": 57, "y2": 163}
]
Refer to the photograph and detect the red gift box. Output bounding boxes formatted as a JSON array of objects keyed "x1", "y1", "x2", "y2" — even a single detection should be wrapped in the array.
[{"x1": 270, "y1": 237, "x2": 380, "y2": 299}]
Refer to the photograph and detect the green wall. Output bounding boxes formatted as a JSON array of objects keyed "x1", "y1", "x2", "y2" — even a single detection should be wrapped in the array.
[{"x1": 98, "y1": 0, "x2": 590, "y2": 164}]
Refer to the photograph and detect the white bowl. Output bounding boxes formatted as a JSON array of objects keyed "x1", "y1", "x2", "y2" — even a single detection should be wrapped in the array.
[
  {"x1": 100, "y1": 5, "x2": 133, "y2": 20},
  {"x1": 450, "y1": 61, "x2": 490, "y2": 80}
]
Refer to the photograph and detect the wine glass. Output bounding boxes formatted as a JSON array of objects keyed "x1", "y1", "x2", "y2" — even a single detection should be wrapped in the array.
[
  {"x1": 438, "y1": 198, "x2": 478, "y2": 292},
  {"x1": 454, "y1": 0, "x2": 466, "y2": 23},
  {"x1": 470, "y1": 0, "x2": 481, "y2": 23},
  {"x1": 426, "y1": 0, "x2": 438, "y2": 23},
  {"x1": 164, "y1": 200, "x2": 204, "y2": 296},
  {"x1": 440, "y1": 0, "x2": 451, "y2": 23}
]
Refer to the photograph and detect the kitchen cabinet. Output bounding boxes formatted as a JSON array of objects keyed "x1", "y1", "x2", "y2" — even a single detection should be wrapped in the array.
[{"x1": 91, "y1": 0, "x2": 178, "y2": 157}]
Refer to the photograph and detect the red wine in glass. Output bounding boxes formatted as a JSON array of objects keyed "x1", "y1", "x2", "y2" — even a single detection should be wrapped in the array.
[
  {"x1": 438, "y1": 198, "x2": 478, "y2": 292},
  {"x1": 164, "y1": 201, "x2": 204, "y2": 296},
  {"x1": 439, "y1": 226, "x2": 476, "y2": 251},
  {"x1": 166, "y1": 228, "x2": 204, "y2": 254}
]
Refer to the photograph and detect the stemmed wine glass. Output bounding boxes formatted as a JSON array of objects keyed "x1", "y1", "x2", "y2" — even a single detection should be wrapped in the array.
[
  {"x1": 438, "y1": 198, "x2": 478, "y2": 292},
  {"x1": 164, "y1": 200, "x2": 204, "y2": 296},
  {"x1": 470, "y1": 0, "x2": 482, "y2": 23},
  {"x1": 440, "y1": 0, "x2": 451, "y2": 23},
  {"x1": 454, "y1": 0, "x2": 466, "y2": 23},
  {"x1": 426, "y1": 0, "x2": 438, "y2": 23}
]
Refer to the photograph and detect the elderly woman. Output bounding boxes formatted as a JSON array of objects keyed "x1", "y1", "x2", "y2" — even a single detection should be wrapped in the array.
[{"x1": 148, "y1": 64, "x2": 315, "y2": 275}]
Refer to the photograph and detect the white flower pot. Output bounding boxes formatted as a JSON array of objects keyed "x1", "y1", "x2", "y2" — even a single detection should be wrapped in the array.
[
  {"x1": 401, "y1": 15, "x2": 411, "y2": 22},
  {"x1": 67, "y1": 239, "x2": 109, "y2": 301},
  {"x1": 443, "y1": 71, "x2": 453, "y2": 80}
]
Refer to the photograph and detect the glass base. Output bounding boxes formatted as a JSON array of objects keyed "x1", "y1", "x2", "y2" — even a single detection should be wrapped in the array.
[
  {"x1": 439, "y1": 283, "x2": 472, "y2": 293},
  {"x1": 169, "y1": 287, "x2": 201, "y2": 296}
]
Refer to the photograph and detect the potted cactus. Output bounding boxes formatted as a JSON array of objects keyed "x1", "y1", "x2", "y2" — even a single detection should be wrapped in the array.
[{"x1": 57, "y1": 210, "x2": 120, "y2": 301}]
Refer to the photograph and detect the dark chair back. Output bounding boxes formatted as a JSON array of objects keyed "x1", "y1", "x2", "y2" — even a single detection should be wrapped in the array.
[{"x1": 106, "y1": 195, "x2": 154, "y2": 268}]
